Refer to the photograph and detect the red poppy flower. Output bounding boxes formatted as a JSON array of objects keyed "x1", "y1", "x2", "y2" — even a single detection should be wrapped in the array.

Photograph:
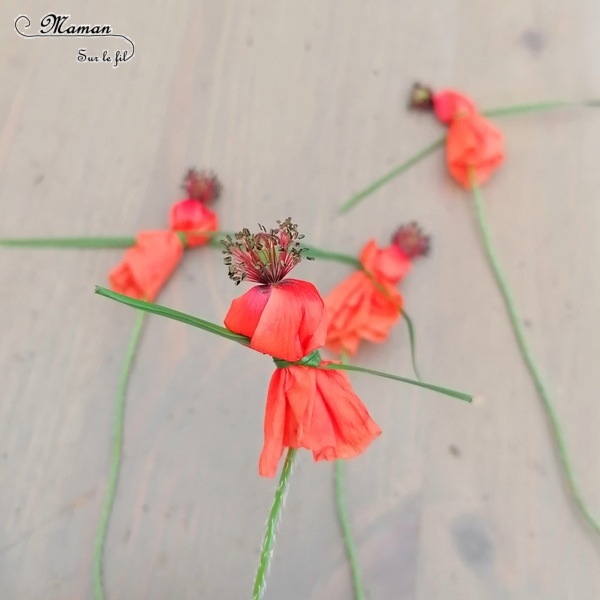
[
  {"x1": 222, "y1": 219, "x2": 327, "y2": 362},
  {"x1": 259, "y1": 361, "x2": 381, "y2": 477},
  {"x1": 109, "y1": 231, "x2": 184, "y2": 301},
  {"x1": 169, "y1": 200, "x2": 218, "y2": 247},
  {"x1": 325, "y1": 223, "x2": 430, "y2": 356},
  {"x1": 446, "y1": 113, "x2": 504, "y2": 188},
  {"x1": 409, "y1": 83, "x2": 477, "y2": 124}
]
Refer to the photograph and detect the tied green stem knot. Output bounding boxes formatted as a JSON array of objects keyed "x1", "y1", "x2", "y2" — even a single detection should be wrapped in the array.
[{"x1": 273, "y1": 349, "x2": 322, "y2": 368}]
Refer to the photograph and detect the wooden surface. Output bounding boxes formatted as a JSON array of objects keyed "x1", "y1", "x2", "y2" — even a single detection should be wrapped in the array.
[{"x1": 2, "y1": 1, "x2": 600, "y2": 598}]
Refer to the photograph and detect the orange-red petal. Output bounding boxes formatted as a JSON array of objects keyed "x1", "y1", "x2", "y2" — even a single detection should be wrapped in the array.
[
  {"x1": 446, "y1": 113, "x2": 504, "y2": 188},
  {"x1": 359, "y1": 240, "x2": 411, "y2": 285},
  {"x1": 169, "y1": 200, "x2": 218, "y2": 247},
  {"x1": 310, "y1": 364, "x2": 381, "y2": 461},
  {"x1": 324, "y1": 240, "x2": 406, "y2": 356},
  {"x1": 223, "y1": 285, "x2": 272, "y2": 339},
  {"x1": 108, "y1": 231, "x2": 184, "y2": 301},
  {"x1": 224, "y1": 279, "x2": 327, "y2": 362}
]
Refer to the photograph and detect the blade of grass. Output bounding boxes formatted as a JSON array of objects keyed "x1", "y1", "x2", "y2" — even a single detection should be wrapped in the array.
[
  {"x1": 97, "y1": 287, "x2": 471, "y2": 401},
  {"x1": 95, "y1": 287, "x2": 250, "y2": 346},
  {"x1": 318, "y1": 362, "x2": 471, "y2": 403}
]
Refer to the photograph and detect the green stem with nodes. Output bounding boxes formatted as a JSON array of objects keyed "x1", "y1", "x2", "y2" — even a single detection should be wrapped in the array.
[
  {"x1": 470, "y1": 172, "x2": 600, "y2": 537},
  {"x1": 252, "y1": 448, "x2": 297, "y2": 600},
  {"x1": 92, "y1": 309, "x2": 146, "y2": 600},
  {"x1": 96, "y1": 287, "x2": 472, "y2": 403},
  {"x1": 338, "y1": 99, "x2": 600, "y2": 213}
]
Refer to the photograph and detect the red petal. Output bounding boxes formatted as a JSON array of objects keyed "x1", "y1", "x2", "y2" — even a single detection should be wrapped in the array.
[
  {"x1": 259, "y1": 370, "x2": 287, "y2": 478},
  {"x1": 224, "y1": 285, "x2": 271, "y2": 339},
  {"x1": 446, "y1": 114, "x2": 504, "y2": 188},
  {"x1": 169, "y1": 200, "x2": 218, "y2": 247},
  {"x1": 250, "y1": 280, "x2": 326, "y2": 362},
  {"x1": 310, "y1": 366, "x2": 381, "y2": 461},
  {"x1": 433, "y1": 90, "x2": 477, "y2": 124}
]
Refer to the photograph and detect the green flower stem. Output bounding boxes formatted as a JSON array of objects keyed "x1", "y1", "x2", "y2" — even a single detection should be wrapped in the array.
[
  {"x1": 339, "y1": 137, "x2": 445, "y2": 213},
  {"x1": 0, "y1": 232, "x2": 361, "y2": 272},
  {"x1": 401, "y1": 308, "x2": 421, "y2": 381},
  {"x1": 252, "y1": 448, "x2": 297, "y2": 600},
  {"x1": 0, "y1": 236, "x2": 137, "y2": 248},
  {"x1": 470, "y1": 174, "x2": 600, "y2": 536},
  {"x1": 92, "y1": 309, "x2": 146, "y2": 600},
  {"x1": 0, "y1": 231, "x2": 235, "y2": 250},
  {"x1": 338, "y1": 98, "x2": 600, "y2": 214},
  {"x1": 334, "y1": 349, "x2": 366, "y2": 600},
  {"x1": 334, "y1": 460, "x2": 366, "y2": 600},
  {"x1": 303, "y1": 245, "x2": 362, "y2": 268}
]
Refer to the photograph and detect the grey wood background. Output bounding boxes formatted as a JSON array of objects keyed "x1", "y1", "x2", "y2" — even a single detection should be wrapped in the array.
[{"x1": 1, "y1": 1, "x2": 600, "y2": 598}]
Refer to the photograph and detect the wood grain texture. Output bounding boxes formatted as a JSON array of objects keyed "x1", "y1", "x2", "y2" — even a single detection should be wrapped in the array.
[{"x1": 1, "y1": 1, "x2": 600, "y2": 598}]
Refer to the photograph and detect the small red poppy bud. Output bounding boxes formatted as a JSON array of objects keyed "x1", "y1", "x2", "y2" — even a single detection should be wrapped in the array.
[{"x1": 182, "y1": 169, "x2": 221, "y2": 204}]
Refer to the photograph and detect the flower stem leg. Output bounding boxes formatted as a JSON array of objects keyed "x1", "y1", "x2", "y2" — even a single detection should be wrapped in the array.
[
  {"x1": 334, "y1": 460, "x2": 367, "y2": 600},
  {"x1": 92, "y1": 309, "x2": 146, "y2": 600},
  {"x1": 470, "y1": 176, "x2": 600, "y2": 536},
  {"x1": 252, "y1": 448, "x2": 297, "y2": 600}
]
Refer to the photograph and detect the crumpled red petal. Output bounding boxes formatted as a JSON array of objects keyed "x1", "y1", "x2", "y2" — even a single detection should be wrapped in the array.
[
  {"x1": 446, "y1": 113, "x2": 504, "y2": 188},
  {"x1": 109, "y1": 231, "x2": 184, "y2": 301},
  {"x1": 258, "y1": 363, "x2": 381, "y2": 477},
  {"x1": 324, "y1": 240, "x2": 406, "y2": 356}
]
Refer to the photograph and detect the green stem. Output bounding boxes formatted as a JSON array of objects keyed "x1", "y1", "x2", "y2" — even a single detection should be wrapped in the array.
[
  {"x1": 333, "y1": 350, "x2": 366, "y2": 599},
  {"x1": 304, "y1": 245, "x2": 362, "y2": 268},
  {"x1": 338, "y1": 98, "x2": 600, "y2": 214},
  {"x1": 92, "y1": 310, "x2": 146, "y2": 600},
  {"x1": 470, "y1": 175, "x2": 600, "y2": 537},
  {"x1": 334, "y1": 460, "x2": 366, "y2": 600},
  {"x1": 401, "y1": 308, "x2": 422, "y2": 380},
  {"x1": 0, "y1": 236, "x2": 136, "y2": 248},
  {"x1": 252, "y1": 448, "x2": 297, "y2": 600},
  {"x1": 338, "y1": 137, "x2": 445, "y2": 213},
  {"x1": 0, "y1": 230, "x2": 234, "y2": 250}
]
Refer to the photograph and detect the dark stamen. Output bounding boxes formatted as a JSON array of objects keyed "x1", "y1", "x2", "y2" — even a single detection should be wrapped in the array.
[{"x1": 221, "y1": 218, "x2": 312, "y2": 285}]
